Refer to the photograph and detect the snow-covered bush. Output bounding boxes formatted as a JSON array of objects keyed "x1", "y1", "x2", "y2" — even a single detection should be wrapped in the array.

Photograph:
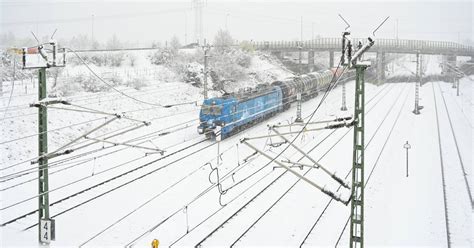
[
  {"x1": 0, "y1": 51, "x2": 34, "y2": 81},
  {"x1": 51, "y1": 79, "x2": 82, "y2": 96},
  {"x1": 51, "y1": 74, "x2": 82, "y2": 96},
  {"x1": 183, "y1": 62, "x2": 204, "y2": 87},
  {"x1": 65, "y1": 73, "x2": 110, "y2": 93},
  {"x1": 149, "y1": 49, "x2": 175, "y2": 66},
  {"x1": 128, "y1": 53, "x2": 137, "y2": 67},
  {"x1": 108, "y1": 52, "x2": 125, "y2": 67},
  {"x1": 102, "y1": 72, "x2": 123, "y2": 86},
  {"x1": 210, "y1": 49, "x2": 249, "y2": 82},
  {"x1": 213, "y1": 29, "x2": 234, "y2": 52},
  {"x1": 233, "y1": 50, "x2": 252, "y2": 68},
  {"x1": 126, "y1": 77, "x2": 148, "y2": 90},
  {"x1": 68, "y1": 52, "x2": 124, "y2": 67},
  {"x1": 90, "y1": 54, "x2": 108, "y2": 66}
]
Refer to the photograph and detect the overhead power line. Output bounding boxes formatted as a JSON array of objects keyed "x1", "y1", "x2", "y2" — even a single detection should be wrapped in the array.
[{"x1": 1, "y1": 7, "x2": 192, "y2": 26}]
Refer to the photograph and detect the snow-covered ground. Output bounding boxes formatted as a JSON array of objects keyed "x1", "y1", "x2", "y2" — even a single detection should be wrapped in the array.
[{"x1": 0, "y1": 52, "x2": 472, "y2": 247}]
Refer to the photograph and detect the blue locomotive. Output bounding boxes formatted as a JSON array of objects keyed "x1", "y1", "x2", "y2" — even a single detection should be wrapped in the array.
[{"x1": 198, "y1": 69, "x2": 339, "y2": 139}]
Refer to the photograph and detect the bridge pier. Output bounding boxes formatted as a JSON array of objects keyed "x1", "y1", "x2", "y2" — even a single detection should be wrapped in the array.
[
  {"x1": 308, "y1": 50, "x2": 315, "y2": 72},
  {"x1": 376, "y1": 52, "x2": 386, "y2": 85},
  {"x1": 329, "y1": 51, "x2": 334, "y2": 68},
  {"x1": 441, "y1": 55, "x2": 457, "y2": 74},
  {"x1": 271, "y1": 51, "x2": 283, "y2": 60}
]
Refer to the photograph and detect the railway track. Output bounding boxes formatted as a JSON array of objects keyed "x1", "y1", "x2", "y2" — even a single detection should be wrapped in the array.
[
  {"x1": 1, "y1": 137, "x2": 213, "y2": 228},
  {"x1": 431, "y1": 82, "x2": 452, "y2": 248},
  {"x1": 172, "y1": 82, "x2": 395, "y2": 247},
  {"x1": 436, "y1": 82, "x2": 473, "y2": 207}
]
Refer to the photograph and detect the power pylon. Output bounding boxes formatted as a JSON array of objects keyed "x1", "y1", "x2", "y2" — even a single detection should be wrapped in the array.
[{"x1": 193, "y1": 0, "x2": 204, "y2": 44}]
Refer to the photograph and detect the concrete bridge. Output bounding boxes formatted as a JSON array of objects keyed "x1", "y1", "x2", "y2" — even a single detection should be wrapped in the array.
[
  {"x1": 249, "y1": 38, "x2": 474, "y2": 83},
  {"x1": 251, "y1": 38, "x2": 474, "y2": 56}
]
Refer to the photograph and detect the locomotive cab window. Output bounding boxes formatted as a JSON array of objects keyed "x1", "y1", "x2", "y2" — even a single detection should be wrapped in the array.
[
  {"x1": 202, "y1": 104, "x2": 222, "y2": 115},
  {"x1": 212, "y1": 106, "x2": 222, "y2": 115}
]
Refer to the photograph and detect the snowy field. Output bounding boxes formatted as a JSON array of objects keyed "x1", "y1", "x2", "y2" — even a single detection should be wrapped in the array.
[{"x1": 0, "y1": 53, "x2": 472, "y2": 247}]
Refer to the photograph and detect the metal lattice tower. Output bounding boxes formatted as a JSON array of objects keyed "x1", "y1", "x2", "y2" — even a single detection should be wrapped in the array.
[
  {"x1": 203, "y1": 45, "x2": 210, "y2": 100},
  {"x1": 298, "y1": 43, "x2": 303, "y2": 75},
  {"x1": 19, "y1": 38, "x2": 66, "y2": 244},
  {"x1": 37, "y1": 68, "x2": 50, "y2": 243},
  {"x1": 193, "y1": 0, "x2": 203, "y2": 44},
  {"x1": 295, "y1": 93, "x2": 303, "y2": 122},
  {"x1": 413, "y1": 52, "x2": 420, "y2": 115},
  {"x1": 341, "y1": 81, "x2": 347, "y2": 111},
  {"x1": 350, "y1": 64, "x2": 367, "y2": 248}
]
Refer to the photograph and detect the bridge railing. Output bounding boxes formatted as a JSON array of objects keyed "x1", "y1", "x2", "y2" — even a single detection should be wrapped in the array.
[{"x1": 249, "y1": 38, "x2": 473, "y2": 56}]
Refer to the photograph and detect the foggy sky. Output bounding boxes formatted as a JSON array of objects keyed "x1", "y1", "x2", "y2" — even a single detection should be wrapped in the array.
[{"x1": 0, "y1": 0, "x2": 472, "y2": 46}]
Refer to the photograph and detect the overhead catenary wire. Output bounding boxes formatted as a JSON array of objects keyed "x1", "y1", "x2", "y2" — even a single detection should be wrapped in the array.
[
  {"x1": 171, "y1": 80, "x2": 391, "y2": 246},
  {"x1": 0, "y1": 67, "x2": 360, "y2": 187},
  {"x1": 1, "y1": 65, "x2": 352, "y2": 214},
  {"x1": 0, "y1": 87, "x2": 325, "y2": 170},
  {"x1": 78, "y1": 144, "x2": 235, "y2": 246},
  {"x1": 20, "y1": 137, "x2": 215, "y2": 231},
  {"x1": 0, "y1": 101, "x2": 198, "y2": 148},
  {"x1": 82, "y1": 66, "x2": 374, "y2": 246},
  {"x1": 1, "y1": 116, "x2": 197, "y2": 183},
  {"x1": 3, "y1": 84, "x2": 318, "y2": 188},
  {"x1": 0, "y1": 106, "x2": 199, "y2": 169},
  {"x1": 1, "y1": 60, "x2": 360, "y2": 236},
  {"x1": 0, "y1": 135, "x2": 211, "y2": 223},
  {"x1": 126, "y1": 127, "x2": 328, "y2": 247},
  {"x1": 67, "y1": 48, "x2": 198, "y2": 108},
  {"x1": 130, "y1": 61, "x2": 361, "y2": 247},
  {"x1": 239, "y1": 52, "x2": 347, "y2": 189},
  {"x1": 0, "y1": 117, "x2": 105, "y2": 145},
  {"x1": 298, "y1": 82, "x2": 404, "y2": 246},
  {"x1": 194, "y1": 78, "x2": 394, "y2": 247},
  {"x1": 0, "y1": 118, "x2": 202, "y2": 192},
  {"x1": 0, "y1": 80, "x2": 186, "y2": 114},
  {"x1": 1, "y1": 7, "x2": 192, "y2": 26},
  {"x1": 298, "y1": 70, "x2": 414, "y2": 246},
  {"x1": 1, "y1": 65, "x2": 357, "y2": 148},
  {"x1": 1, "y1": 56, "x2": 16, "y2": 124},
  {"x1": 333, "y1": 83, "x2": 411, "y2": 247},
  {"x1": 0, "y1": 117, "x2": 199, "y2": 184}
]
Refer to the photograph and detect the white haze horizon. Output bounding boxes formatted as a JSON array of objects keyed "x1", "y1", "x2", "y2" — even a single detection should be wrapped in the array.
[{"x1": 0, "y1": 0, "x2": 472, "y2": 47}]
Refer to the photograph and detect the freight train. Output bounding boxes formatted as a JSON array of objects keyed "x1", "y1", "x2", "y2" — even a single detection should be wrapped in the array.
[{"x1": 197, "y1": 68, "x2": 349, "y2": 139}]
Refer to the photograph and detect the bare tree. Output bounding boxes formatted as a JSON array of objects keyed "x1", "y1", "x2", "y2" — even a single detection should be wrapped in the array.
[
  {"x1": 170, "y1": 35, "x2": 181, "y2": 53},
  {"x1": 213, "y1": 29, "x2": 234, "y2": 52},
  {"x1": 106, "y1": 34, "x2": 122, "y2": 49},
  {"x1": 49, "y1": 68, "x2": 63, "y2": 88}
]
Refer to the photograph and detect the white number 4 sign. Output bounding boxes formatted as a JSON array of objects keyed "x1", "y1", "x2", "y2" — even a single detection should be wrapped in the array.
[{"x1": 40, "y1": 219, "x2": 52, "y2": 244}]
